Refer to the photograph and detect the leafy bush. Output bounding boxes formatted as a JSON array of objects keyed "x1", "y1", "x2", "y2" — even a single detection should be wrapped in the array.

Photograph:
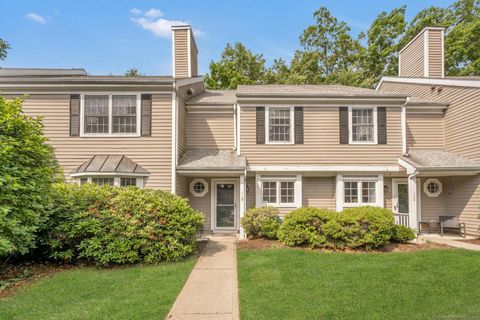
[
  {"x1": 241, "y1": 207, "x2": 281, "y2": 239},
  {"x1": 278, "y1": 207, "x2": 335, "y2": 247},
  {"x1": 40, "y1": 183, "x2": 204, "y2": 266},
  {"x1": 0, "y1": 96, "x2": 57, "y2": 256},
  {"x1": 278, "y1": 206, "x2": 396, "y2": 249},
  {"x1": 392, "y1": 224, "x2": 416, "y2": 243}
]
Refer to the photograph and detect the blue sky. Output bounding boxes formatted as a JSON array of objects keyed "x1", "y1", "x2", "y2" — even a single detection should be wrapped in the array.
[{"x1": 0, "y1": 0, "x2": 454, "y2": 76}]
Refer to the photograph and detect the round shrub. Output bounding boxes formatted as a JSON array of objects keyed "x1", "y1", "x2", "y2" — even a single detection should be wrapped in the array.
[
  {"x1": 392, "y1": 224, "x2": 416, "y2": 243},
  {"x1": 241, "y1": 207, "x2": 281, "y2": 239},
  {"x1": 341, "y1": 207, "x2": 396, "y2": 249},
  {"x1": 41, "y1": 183, "x2": 204, "y2": 266},
  {"x1": 278, "y1": 207, "x2": 335, "y2": 247}
]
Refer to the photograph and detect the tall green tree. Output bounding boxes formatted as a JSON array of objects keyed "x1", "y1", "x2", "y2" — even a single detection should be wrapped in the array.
[
  {"x1": 0, "y1": 39, "x2": 10, "y2": 61},
  {"x1": 125, "y1": 68, "x2": 142, "y2": 77},
  {"x1": 204, "y1": 43, "x2": 267, "y2": 89},
  {"x1": 361, "y1": 6, "x2": 407, "y2": 87},
  {"x1": 0, "y1": 96, "x2": 57, "y2": 256},
  {"x1": 290, "y1": 7, "x2": 364, "y2": 85}
]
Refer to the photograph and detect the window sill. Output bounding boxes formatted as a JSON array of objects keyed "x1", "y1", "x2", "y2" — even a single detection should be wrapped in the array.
[
  {"x1": 348, "y1": 141, "x2": 377, "y2": 145},
  {"x1": 79, "y1": 133, "x2": 141, "y2": 138}
]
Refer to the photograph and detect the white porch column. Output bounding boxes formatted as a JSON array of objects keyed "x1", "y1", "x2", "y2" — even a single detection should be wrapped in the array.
[
  {"x1": 408, "y1": 174, "x2": 418, "y2": 230},
  {"x1": 239, "y1": 173, "x2": 246, "y2": 239}
]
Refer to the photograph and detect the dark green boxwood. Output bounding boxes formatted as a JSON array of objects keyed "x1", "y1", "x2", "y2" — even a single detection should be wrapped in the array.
[
  {"x1": 391, "y1": 224, "x2": 416, "y2": 243},
  {"x1": 40, "y1": 183, "x2": 204, "y2": 266},
  {"x1": 241, "y1": 207, "x2": 281, "y2": 239}
]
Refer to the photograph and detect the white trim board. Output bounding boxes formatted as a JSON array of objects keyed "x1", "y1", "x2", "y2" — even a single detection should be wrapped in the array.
[
  {"x1": 378, "y1": 76, "x2": 480, "y2": 89},
  {"x1": 248, "y1": 165, "x2": 401, "y2": 172}
]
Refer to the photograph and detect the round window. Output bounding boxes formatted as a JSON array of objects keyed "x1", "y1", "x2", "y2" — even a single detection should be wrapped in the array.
[
  {"x1": 190, "y1": 178, "x2": 208, "y2": 197},
  {"x1": 423, "y1": 178, "x2": 442, "y2": 197}
]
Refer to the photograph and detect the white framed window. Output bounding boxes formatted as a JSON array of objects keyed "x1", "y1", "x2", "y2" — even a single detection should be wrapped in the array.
[
  {"x1": 190, "y1": 178, "x2": 208, "y2": 197},
  {"x1": 76, "y1": 176, "x2": 144, "y2": 188},
  {"x1": 336, "y1": 174, "x2": 384, "y2": 210},
  {"x1": 423, "y1": 178, "x2": 442, "y2": 197},
  {"x1": 80, "y1": 93, "x2": 141, "y2": 137},
  {"x1": 266, "y1": 106, "x2": 294, "y2": 144},
  {"x1": 349, "y1": 106, "x2": 377, "y2": 144},
  {"x1": 256, "y1": 175, "x2": 302, "y2": 208}
]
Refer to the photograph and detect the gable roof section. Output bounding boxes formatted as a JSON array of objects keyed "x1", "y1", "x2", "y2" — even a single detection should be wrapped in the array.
[
  {"x1": 71, "y1": 155, "x2": 150, "y2": 176},
  {"x1": 0, "y1": 68, "x2": 87, "y2": 77},
  {"x1": 186, "y1": 90, "x2": 236, "y2": 105}
]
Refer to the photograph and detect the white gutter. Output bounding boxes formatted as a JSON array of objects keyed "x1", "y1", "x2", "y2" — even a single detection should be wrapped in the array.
[{"x1": 401, "y1": 97, "x2": 408, "y2": 155}]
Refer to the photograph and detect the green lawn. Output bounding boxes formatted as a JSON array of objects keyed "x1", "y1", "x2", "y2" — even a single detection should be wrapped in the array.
[
  {"x1": 0, "y1": 258, "x2": 196, "y2": 320},
  {"x1": 238, "y1": 248, "x2": 480, "y2": 320}
]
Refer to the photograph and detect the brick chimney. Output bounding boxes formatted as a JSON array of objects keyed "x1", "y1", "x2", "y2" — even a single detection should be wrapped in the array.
[
  {"x1": 171, "y1": 25, "x2": 198, "y2": 78},
  {"x1": 398, "y1": 27, "x2": 445, "y2": 78}
]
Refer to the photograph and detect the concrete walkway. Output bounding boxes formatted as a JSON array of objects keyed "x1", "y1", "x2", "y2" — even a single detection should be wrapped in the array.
[
  {"x1": 418, "y1": 234, "x2": 480, "y2": 251},
  {"x1": 166, "y1": 235, "x2": 239, "y2": 320}
]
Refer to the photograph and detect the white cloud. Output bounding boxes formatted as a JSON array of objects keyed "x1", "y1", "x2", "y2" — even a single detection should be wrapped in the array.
[
  {"x1": 130, "y1": 8, "x2": 142, "y2": 15},
  {"x1": 24, "y1": 12, "x2": 47, "y2": 24},
  {"x1": 144, "y1": 8, "x2": 163, "y2": 18},
  {"x1": 131, "y1": 17, "x2": 188, "y2": 38}
]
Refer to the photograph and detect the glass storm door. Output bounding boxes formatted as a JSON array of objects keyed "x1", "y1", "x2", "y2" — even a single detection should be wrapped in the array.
[
  {"x1": 215, "y1": 182, "x2": 236, "y2": 229},
  {"x1": 393, "y1": 179, "x2": 410, "y2": 227}
]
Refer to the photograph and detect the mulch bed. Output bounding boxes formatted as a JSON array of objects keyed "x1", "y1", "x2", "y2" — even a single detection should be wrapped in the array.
[{"x1": 236, "y1": 238, "x2": 450, "y2": 253}]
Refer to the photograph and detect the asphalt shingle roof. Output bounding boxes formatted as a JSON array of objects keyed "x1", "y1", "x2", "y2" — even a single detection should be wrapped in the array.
[
  {"x1": 402, "y1": 149, "x2": 480, "y2": 169},
  {"x1": 178, "y1": 149, "x2": 246, "y2": 171}
]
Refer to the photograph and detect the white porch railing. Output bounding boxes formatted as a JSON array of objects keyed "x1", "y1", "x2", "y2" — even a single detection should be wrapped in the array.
[{"x1": 394, "y1": 213, "x2": 410, "y2": 227}]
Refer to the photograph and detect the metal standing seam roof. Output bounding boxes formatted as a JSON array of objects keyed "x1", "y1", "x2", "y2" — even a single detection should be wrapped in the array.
[
  {"x1": 401, "y1": 149, "x2": 480, "y2": 170},
  {"x1": 70, "y1": 155, "x2": 150, "y2": 175},
  {"x1": 178, "y1": 149, "x2": 246, "y2": 171}
]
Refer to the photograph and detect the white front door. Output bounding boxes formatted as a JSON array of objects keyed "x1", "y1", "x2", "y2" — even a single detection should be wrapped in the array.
[
  {"x1": 213, "y1": 180, "x2": 237, "y2": 231},
  {"x1": 392, "y1": 179, "x2": 409, "y2": 226}
]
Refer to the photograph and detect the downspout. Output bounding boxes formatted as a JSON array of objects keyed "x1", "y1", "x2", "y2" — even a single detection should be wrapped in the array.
[
  {"x1": 233, "y1": 103, "x2": 237, "y2": 152},
  {"x1": 171, "y1": 82, "x2": 178, "y2": 194},
  {"x1": 402, "y1": 97, "x2": 409, "y2": 156}
]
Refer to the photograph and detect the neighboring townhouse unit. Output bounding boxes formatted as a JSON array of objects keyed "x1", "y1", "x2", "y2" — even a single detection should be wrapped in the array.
[
  {"x1": 378, "y1": 27, "x2": 480, "y2": 236},
  {"x1": 1, "y1": 26, "x2": 479, "y2": 237}
]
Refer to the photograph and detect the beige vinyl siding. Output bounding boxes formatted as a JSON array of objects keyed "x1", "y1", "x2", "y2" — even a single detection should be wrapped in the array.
[
  {"x1": 190, "y1": 39, "x2": 198, "y2": 77},
  {"x1": 384, "y1": 177, "x2": 393, "y2": 209},
  {"x1": 380, "y1": 80, "x2": 480, "y2": 235},
  {"x1": 11, "y1": 94, "x2": 172, "y2": 190},
  {"x1": 406, "y1": 112, "x2": 445, "y2": 149},
  {"x1": 176, "y1": 175, "x2": 188, "y2": 197},
  {"x1": 399, "y1": 33, "x2": 425, "y2": 77},
  {"x1": 428, "y1": 29, "x2": 443, "y2": 78},
  {"x1": 302, "y1": 177, "x2": 336, "y2": 210},
  {"x1": 240, "y1": 106, "x2": 402, "y2": 166},
  {"x1": 246, "y1": 177, "x2": 256, "y2": 210},
  {"x1": 186, "y1": 177, "x2": 213, "y2": 231},
  {"x1": 379, "y1": 82, "x2": 480, "y2": 162},
  {"x1": 173, "y1": 29, "x2": 189, "y2": 78},
  {"x1": 186, "y1": 111, "x2": 234, "y2": 149},
  {"x1": 419, "y1": 177, "x2": 449, "y2": 232}
]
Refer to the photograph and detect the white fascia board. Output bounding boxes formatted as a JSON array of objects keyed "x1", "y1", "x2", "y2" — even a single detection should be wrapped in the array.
[
  {"x1": 70, "y1": 172, "x2": 149, "y2": 177},
  {"x1": 248, "y1": 165, "x2": 401, "y2": 172},
  {"x1": 379, "y1": 76, "x2": 480, "y2": 89}
]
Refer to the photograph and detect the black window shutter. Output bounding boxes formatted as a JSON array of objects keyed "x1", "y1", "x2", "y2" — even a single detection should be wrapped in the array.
[
  {"x1": 70, "y1": 94, "x2": 80, "y2": 136},
  {"x1": 141, "y1": 94, "x2": 152, "y2": 137},
  {"x1": 377, "y1": 107, "x2": 387, "y2": 144},
  {"x1": 294, "y1": 107, "x2": 304, "y2": 144},
  {"x1": 339, "y1": 107, "x2": 349, "y2": 144},
  {"x1": 256, "y1": 107, "x2": 265, "y2": 144}
]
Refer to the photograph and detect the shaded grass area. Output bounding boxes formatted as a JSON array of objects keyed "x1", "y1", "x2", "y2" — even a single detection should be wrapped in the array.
[
  {"x1": 0, "y1": 258, "x2": 196, "y2": 320},
  {"x1": 238, "y1": 248, "x2": 480, "y2": 320}
]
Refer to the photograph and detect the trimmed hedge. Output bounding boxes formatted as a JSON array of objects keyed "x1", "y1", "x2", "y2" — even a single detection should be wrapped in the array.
[
  {"x1": 241, "y1": 207, "x2": 281, "y2": 239},
  {"x1": 392, "y1": 224, "x2": 416, "y2": 243},
  {"x1": 278, "y1": 206, "x2": 397, "y2": 249},
  {"x1": 40, "y1": 183, "x2": 204, "y2": 266}
]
